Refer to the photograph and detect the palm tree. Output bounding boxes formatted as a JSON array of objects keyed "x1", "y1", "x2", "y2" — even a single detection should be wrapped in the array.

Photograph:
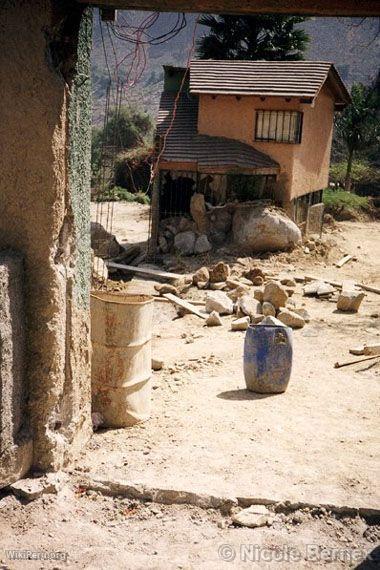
[{"x1": 197, "y1": 15, "x2": 309, "y2": 61}]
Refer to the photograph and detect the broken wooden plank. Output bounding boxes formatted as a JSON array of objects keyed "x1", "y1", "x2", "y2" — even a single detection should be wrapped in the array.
[
  {"x1": 154, "y1": 297, "x2": 205, "y2": 307},
  {"x1": 106, "y1": 261, "x2": 182, "y2": 281},
  {"x1": 162, "y1": 293, "x2": 207, "y2": 319},
  {"x1": 334, "y1": 355, "x2": 380, "y2": 369},
  {"x1": 335, "y1": 254, "x2": 353, "y2": 268}
]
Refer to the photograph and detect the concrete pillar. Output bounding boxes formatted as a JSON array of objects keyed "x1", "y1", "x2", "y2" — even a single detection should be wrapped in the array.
[{"x1": 0, "y1": 0, "x2": 93, "y2": 474}]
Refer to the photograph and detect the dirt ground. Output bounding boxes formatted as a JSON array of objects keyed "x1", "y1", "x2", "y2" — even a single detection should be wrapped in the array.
[{"x1": 1, "y1": 204, "x2": 379, "y2": 569}]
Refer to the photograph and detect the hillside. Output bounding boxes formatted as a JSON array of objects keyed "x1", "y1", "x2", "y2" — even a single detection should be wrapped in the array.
[{"x1": 91, "y1": 12, "x2": 380, "y2": 124}]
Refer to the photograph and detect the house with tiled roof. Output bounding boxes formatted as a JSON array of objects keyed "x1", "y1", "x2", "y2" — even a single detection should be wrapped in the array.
[{"x1": 152, "y1": 59, "x2": 350, "y2": 249}]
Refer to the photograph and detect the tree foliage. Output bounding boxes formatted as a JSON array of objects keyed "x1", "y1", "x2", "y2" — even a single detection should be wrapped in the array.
[
  {"x1": 334, "y1": 78, "x2": 380, "y2": 191},
  {"x1": 197, "y1": 15, "x2": 309, "y2": 61}
]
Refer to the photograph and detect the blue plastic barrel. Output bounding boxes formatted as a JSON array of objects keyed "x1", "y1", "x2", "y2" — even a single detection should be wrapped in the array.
[{"x1": 244, "y1": 325, "x2": 293, "y2": 393}]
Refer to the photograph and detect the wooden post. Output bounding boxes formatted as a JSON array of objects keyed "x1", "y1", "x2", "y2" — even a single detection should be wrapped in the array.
[{"x1": 147, "y1": 175, "x2": 160, "y2": 260}]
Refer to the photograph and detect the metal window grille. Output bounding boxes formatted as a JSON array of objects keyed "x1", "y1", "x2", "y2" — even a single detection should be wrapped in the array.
[{"x1": 255, "y1": 110, "x2": 303, "y2": 143}]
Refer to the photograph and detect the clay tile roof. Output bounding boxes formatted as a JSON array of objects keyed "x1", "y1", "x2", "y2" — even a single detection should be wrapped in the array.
[
  {"x1": 156, "y1": 92, "x2": 279, "y2": 173},
  {"x1": 190, "y1": 60, "x2": 351, "y2": 107}
]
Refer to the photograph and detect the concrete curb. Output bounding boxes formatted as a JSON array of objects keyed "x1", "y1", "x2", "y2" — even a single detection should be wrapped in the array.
[{"x1": 79, "y1": 475, "x2": 380, "y2": 520}]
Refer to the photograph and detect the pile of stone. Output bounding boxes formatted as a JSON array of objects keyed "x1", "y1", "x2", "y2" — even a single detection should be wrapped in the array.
[
  {"x1": 195, "y1": 262, "x2": 309, "y2": 330},
  {"x1": 302, "y1": 277, "x2": 365, "y2": 313}
]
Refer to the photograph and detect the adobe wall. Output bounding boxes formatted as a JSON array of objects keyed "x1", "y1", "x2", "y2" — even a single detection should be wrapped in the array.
[
  {"x1": 0, "y1": 0, "x2": 92, "y2": 476},
  {"x1": 197, "y1": 87, "x2": 335, "y2": 205}
]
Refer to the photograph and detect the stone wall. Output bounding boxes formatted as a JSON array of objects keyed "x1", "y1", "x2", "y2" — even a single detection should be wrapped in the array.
[{"x1": 0, "y1": 0, "x2": 92, "y2": 477}]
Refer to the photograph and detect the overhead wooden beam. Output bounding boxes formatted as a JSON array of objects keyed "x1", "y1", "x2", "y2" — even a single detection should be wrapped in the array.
[{"x1": 77, "y1": 0, "x2": 380, "y2": 17}]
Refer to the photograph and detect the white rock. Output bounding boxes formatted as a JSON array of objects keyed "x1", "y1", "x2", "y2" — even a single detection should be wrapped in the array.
[
  {"x1": 232, "y1": 204, "x2": 302, "y2": 252},
  {"x1": 337, "y1": 290, "x2": 365, "y2": 312},
  {"x1": 293, "y1": 308, "x2": 311, "y2": 323},
  {"x1": 92, "y1": 255, "x2": 108, "y2": 280},
  {"x1": 349, "y1": 343, "x2": 380, "y2": 356},
  {"x1": 206, "y1": 311, "x2": 223, "y2": 327},
  {"x1": 262, "y1": 301, "x2": 276, "y2": 317},
  {"x1": 232, "y1": 505, "x2": 274, "y2": 528},
  {"x1": 238, "y1": 295, "x2": 261, "y2": 317},
  {"x1": 277, "y1": 308, "x2": 305, "y2": 329},
  {"x1": 205, "y1": 291, "x2": 234, "y2": 315},
  {"x1": 231, "y1": 316, "x2": 250, "y2": 331},
  {"x1": 152, "y1": 358, "x2": 164, "y2": 371}
]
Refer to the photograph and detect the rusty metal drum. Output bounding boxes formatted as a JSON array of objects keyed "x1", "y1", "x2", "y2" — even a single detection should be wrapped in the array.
[{"x1": 91, "y1": 292, "x2": 154, "y2": 427}]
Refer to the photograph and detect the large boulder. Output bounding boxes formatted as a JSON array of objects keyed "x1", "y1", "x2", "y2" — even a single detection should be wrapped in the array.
[
  {"x1": 194, "y1": 234, "x2": 212, "y2": 254},
  {"x1": 232, "y1": 204, "x2": 302, "y2": 252}
]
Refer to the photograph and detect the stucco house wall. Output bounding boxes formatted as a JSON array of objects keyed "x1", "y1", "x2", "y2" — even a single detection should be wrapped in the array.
[
  {"x1": 0, "y1": 0, "x2": 92, "y2": 479},
  {"x1": 197, "y1": 84, "x2": 335, "y2": 205}
]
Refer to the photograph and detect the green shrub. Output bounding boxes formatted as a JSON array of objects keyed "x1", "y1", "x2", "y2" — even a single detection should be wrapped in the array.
[
  {"x1": 323, "y1": 188, "x2": 370, "y2": 220},
  {"x1": 94, "y1": 185, "x2": 150, "y2": 204}
]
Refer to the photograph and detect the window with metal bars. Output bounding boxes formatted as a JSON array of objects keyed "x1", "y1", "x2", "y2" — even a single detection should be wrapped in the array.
[{"x1": 255, "y1": 110, "x2": 303, "y2": 143}]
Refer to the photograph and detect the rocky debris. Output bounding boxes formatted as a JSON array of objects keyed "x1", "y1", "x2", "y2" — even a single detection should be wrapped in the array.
[
  {"x1": 231, "y1": 317, "x2": 250, "y2": 331},
  {"x1": 238, "y1": 295, "x2": 261, "y2": 318},
  {"x1": 337, "y1": 289, "x2": 365, "y2": 312},
  {"x1": 178, "y1": 216, "x2": 196, "y2": 233},
  {"x1": 251, "y1": 315, "x2": 265, "y2": 324},
  {"x1": 254, "y1": 289, "x2": 264, "y2": 303},
  {"x1": 9, "y1": 473, "x2": 67, "y2": 502},
  {"x1": 209, "y1": 282, "x2": 226, "y2": 291},
  {"x1": 243, "y1": 267, "x2": 265, "y2": 283},
  {"x1": 174, "y1": 231, "x2": 196, "y2": 256},
  {"x1": 154, "y1": 284, "x2": 178, "y2": 296},
  {"x1": 349, "y1": 343, "x2": 380, "y2": 356},
  {"x1": 226, "y1": 278, "x2": 243, "y2": 289},
  {"x1": 262, "y1": 301, "x2": 276, "y2": 317},
  {"x1": 285, "y1": 287, "x2": 295, "y2": 297},
  {"x1": 259, "y1": 316, "x2": 285, "y2": 326},
  {"x1": 281, "y1": 277, "x2": 297, "y2": 287},
  {"x1": 209, "y1": 261, "x2": 230, "y2": 283},
  {"x1": 196, "y1": 281, "x2": 208, "y2": 290},
  {"x1": 228, "y1": 285, "x2": 250, "y2": 302},
  {"x1": 293, "y1": 308, "x2": 311, "y2": 323},
  {"x1": 232, "y1": 204, "x2": 302, "y2": 252},
  {"x1": 92, "y1": 254, "x2": 108, "y2": 281},
  {"x1": 205, "y1": 291, "x2": 234, "y2": 315},
  {"x1": 251, "y1": 275, "x2": 265, "y2": 286},
  {"x1": 194, "y1": 234, "x2": 212, "y2": 254},
  {"x1": 158, "y1": 235, "x2": 169, "y2": 253},
  {"x1": 152, "y1": 358, "x2": 164, "y2": 371},
  {"x1": 232, "y1": 505, "x2": 275, "y2": 528},
  {"x1": 263, "y1": 281, "x2": 288, "y2": 310},
  {"x1": 193, "y1": 266, "x2": 210, "y2": 286},
  {"x1": 91, "y1": 221, "x2": 122, "y2": 258},
  {"x1": 277, "y1": 308, "x2": 305, "y2": 329},
  {"x1": 303, "y1": 280, "x2": 335, "y2": 298},
  {"x1": 206, "y1": 311, "x2": 223, "y2": 327},
  {"x1": 190, "y1": 193, "x2": 208, "y2": 234}
]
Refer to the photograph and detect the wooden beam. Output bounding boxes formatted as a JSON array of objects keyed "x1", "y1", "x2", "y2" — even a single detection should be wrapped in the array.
[
  {"x1": 106, "y1": 261, "x2": 182, "y2": 281},
  {"x1": 77, "y1": 0, "x2": 380, "y2": 17}
]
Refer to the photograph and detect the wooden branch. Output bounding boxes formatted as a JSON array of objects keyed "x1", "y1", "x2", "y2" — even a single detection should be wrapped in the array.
[
  {"x1": 334, "y1": 355, "x2": 380, "y2": 369},
  {"x1": 107, "y1": 261, "x2": 182, "y2": 281},
  {"x1": 162, "y1": 293, "x2": 207, "y2": 319}
]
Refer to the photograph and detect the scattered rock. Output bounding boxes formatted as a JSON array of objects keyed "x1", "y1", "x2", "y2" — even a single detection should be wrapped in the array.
[
  {"x1": 206, "y1": 311, "x2": 223, "y2": 327},
  {"x1": 293, "y1": 308, "x2": 311, "y2": 323},
  {"x1": 231, "y1": 317, "x2": 250, "y2": 331},
  {"x1": 9, "y1": 473, "x2": 67, "y2": 502},
  {"x1": 303, "y1": 281, "x2": 335, "y2": 297},
  {"x1": 337, "y1": 290, "x2": 365, "y2": 312},
  {"x1": 228, "y1": 285, "x2": 250, "y2": 301},
  {"x1": 316, "y1": 282, "x2": 336, "y2": 297},
  {"x1": 263, "y1": 281, "x2": 288, "y2": 310},
  {"x1": 232, "y1": 505, "x2": 274, "y2": 528},
  {"x1": 174, "y1": 231, "x2": 196, "y2": 256},
  {"x1": 210, "y1": 282, "x2": 226, "y2": 291},
  {"x1": 190, "y1": 193, "x2": 208, "y2": 234},
  {"x1": 232, "y1": 204, "x2": 302, "y2": 252},
  {"x1": 238, "y1": 295, "x2": 261, "y2": 318},
  {"x1": 178, "y1": 216, "x2": 196, "y2": 233},
  {"x1": 196, "y1": 281, "x2": 208, "y2": 290},
  {"x1": 251, "y1": 276, "x2": 264, "y2": 286},
  {"x1": 280, "y1": 277, "x2": 297, "y2": 287},
  {"x1": 205, "y1": 291, "x2": 234, "y2": 315},
  {"x1": 193, "y1": 266, "x2": 210, "y2": 285},
  {"x1": 209, "y1": 262, "x2": 230, "y2": 283},
  {"x1": 194, "y1": 234, "x2": 212, "y2": 254},
  {"x1": 243, "y1": 267, "x2": 265, "y2": 283},
  {"x1": 292, "y1": 511, "x2": 307, "y2": 524},
  {"x1": 240, "y1": 277, "x2": 254, "y2": 287},
  {"x1": 254, "y1": 289, "x2": 264, "y2": 303},
  {"x1": 154, "y1": 284, "x2": 178, "y2": 296},
  {"x1": 152, "y1": 358, "x2": 164, "y2": 371},
  {"x1": 259, "y1": 316, "x2": 286, "y2": 327},
  {"x1": 226, "y1": 278, "x2": 243, "y2": 289},
  {"x1": 277, "y1": 308, "x2": 305, "y2": 329},
  {"x1": 262, "y1": 301, "x2": 276, "y2": 317},
  {"x1": 349, "y1": 343, "x2": 380, "y2": 356},
  {"x1": 158, "y1": 235, "x2": 169, "y2": 253},
  {"x1": 251, "y1": 315, "x2": 265, "y2": 324}
]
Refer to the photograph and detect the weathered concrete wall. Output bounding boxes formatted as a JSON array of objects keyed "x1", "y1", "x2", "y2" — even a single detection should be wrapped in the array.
[
  {"x1": 197, "y1": 86, "x2": 335, "y2": 204},
  {"x1": 0, "y1": 252, "x2": 33, "y2": 486},
  {"x1": 0, "y1": 0, "x2": 92, "y2": 475}
]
